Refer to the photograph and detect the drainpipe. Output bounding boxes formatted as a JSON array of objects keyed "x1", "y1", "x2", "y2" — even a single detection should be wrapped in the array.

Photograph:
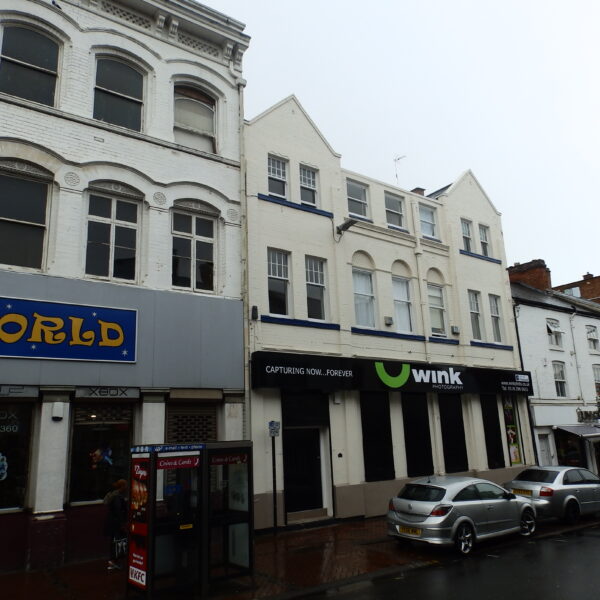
[{"x1": 568, "y1": 308, "x2": 585, "y2": 405}]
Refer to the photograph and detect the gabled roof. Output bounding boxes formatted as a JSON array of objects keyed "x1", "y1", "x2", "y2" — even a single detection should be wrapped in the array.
[
  {"x1": 429, "y1": 170, "x2": 500, "y2": 215},
  {"x1": 245, "y1": 95, "x2": 341, "y2": 157}
]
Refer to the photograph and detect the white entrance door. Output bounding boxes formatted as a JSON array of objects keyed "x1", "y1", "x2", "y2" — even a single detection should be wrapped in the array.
[{"x1": 538, "y1": 434, "x2": 552, "y2": 466}]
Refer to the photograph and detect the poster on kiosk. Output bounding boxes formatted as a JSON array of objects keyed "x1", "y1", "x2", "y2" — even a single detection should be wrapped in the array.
[{"x1": 128, "y1": 456, "x2": 150, "y2": 590}]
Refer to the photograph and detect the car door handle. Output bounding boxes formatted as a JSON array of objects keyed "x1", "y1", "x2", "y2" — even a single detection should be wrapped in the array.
[{"x1": 486, "y1": 506, "x2": 493, "y2": 510}]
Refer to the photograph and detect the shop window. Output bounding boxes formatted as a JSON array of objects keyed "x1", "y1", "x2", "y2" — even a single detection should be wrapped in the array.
[
  {"x1": 402, "y1": 393, "x2": 433, "y2": 477},
  {"x1": 360, "y1": 392, "x2": 394, "y2": 482},
  {"x1": 68, "y1": 404, "x2": 132, "y2": 503},
  {"x1": 0, "y1": 403, "x2": 33, "y2": 509},
  {"x1": 480, "y1": 394, "x2": 505, "y2": 469},
  {"x1": 502, "y1": 396, "x2": 523, "y2": 466},
  {"x1": 0, "y1": 26, "x2": 58, "y2": 106},
  {"x1": 439, "y1": 394, "x2": 468, "y2": 473},
  {"x1": 174, "y1": 85, "x2": 216, "y2": 153},
  {"x1": 0, "y1": 166, "x2": 50, "y2": 269},
  {"x1": 94, "y1": 57, "x2": 143, "y2": 131}
]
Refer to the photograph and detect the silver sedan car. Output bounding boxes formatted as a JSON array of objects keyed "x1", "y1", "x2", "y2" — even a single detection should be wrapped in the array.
[
  {"x1": 504, "y1": 466, "x2": 600, "y2": 524},
  {"x1": 387, "y1": 475, "x2": 536, "y2": 555}
]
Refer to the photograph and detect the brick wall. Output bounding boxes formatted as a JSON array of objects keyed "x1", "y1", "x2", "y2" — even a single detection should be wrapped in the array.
[{"x1": 507, "y1": 259, "x2": 552, "y2": 290}]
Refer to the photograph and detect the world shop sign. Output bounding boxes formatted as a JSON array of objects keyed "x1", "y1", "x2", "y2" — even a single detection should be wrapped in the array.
[
  {"x1": 0, "y1": 296, "x2": 137, "y2": 362},
  {"x1": 251, "y1": 351, "x2": 533, "y2": 395}
]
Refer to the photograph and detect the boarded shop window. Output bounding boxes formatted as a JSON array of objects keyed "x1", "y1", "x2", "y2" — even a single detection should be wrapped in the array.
[
  {"x1": 0, "y1": 403, "x2": 32, "y2": 509},
  {"x1": 480, "y1": 394, "x2": 505, "y2": 470},
  {"x1": 68, "y1": 404, "x2": 132, "y2": 503},
  {"x1": 360, "y1": 392, "x2": 395, "y2": 482},
  {"x1": 166, "y1": 405, "x2": 217, "y2": 443},
  {"x1": 438, "y1": 394, "x2": 468, "y2": 473},
  {"x1": 402, "y1": 393, "x2": 434, "y2": 477}
]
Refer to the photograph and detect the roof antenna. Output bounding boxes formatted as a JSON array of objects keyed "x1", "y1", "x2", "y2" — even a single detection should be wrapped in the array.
[{"x1": 394, "y1": 155, "x2": 406, "y2": 186}]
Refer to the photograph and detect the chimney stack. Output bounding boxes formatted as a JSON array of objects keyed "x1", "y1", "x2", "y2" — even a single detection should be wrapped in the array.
[
  {"x1": 507, "y1": 259, "x2": 552, "y2": 290},
  {"x1": 411, "y1": 187, "x2": 425, "y2": 196}
]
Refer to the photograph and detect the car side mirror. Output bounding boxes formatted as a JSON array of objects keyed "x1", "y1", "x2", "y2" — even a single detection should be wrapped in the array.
[{"x1": 504, "y1": 492, "x2": 516, "y2": 500}]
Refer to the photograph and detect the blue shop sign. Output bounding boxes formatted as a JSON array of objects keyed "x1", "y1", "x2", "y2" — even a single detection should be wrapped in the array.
[{"x1": 0, "y1": 297, "x2": 137, "y2": 362}]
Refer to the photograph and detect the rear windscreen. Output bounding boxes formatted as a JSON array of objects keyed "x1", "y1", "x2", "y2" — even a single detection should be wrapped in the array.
[
  {"x1": 515, "y1": 469, "x2": 558, "y2": 483},
  {"x1": 398, "y1": 484, "x2": 445, "y2": 502}
]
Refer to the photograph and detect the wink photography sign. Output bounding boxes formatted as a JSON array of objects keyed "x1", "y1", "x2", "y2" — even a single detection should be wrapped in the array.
[
  {"x1": 252, "y1": 351, "x2": 533, "y2": 395},
  {"x1": 0, "y1": 297, "x2": 137, "y2": 362}
]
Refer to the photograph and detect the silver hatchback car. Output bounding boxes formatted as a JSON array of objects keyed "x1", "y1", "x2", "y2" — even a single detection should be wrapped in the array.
[
  {"x1": 504, "y1": 466, "x2": 600, "y2": 524},
  {"x1": 387, "y1": 475, "x2": 536, "y2": 555}
]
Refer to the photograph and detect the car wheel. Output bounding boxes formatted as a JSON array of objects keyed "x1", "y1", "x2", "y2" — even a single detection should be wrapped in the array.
[
  {"x1": 563, "y1": 501, "x2": 580, "y2": 525},
  {"x1": 454, "y1": 522, "x2": 474, "y2": 555},
  {"x1": 519, "y1": 508, "x2": 536, "y2": 536}
]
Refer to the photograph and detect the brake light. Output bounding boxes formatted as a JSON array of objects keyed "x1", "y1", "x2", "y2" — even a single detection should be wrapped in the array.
[
  {"x1": 389, "y1": 499, "x2": 395, "y2": 511},
  {"x1": 430, "y1": 504, "x2": 452, "y2": 516},
  {"x1": 540, "y1": 487, "x2": 554, "y2": 497}
]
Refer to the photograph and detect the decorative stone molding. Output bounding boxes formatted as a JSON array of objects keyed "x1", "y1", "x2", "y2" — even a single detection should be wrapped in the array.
[
  {"x1": 155, "y1": 12, "x2": 166, "y2": 30},
  {"x1": 153, "y1": 192, "x2": 167, "y2": 206},
  {"x1": 173, "y1": 199, "x2": 220, "y2": 217},
  {"x1": 226, "y1": 208, "x2": 239, "y2": 223},
  {"x1": 89, "y1": 180, "x2": 144, "y2": 199},
  {"x1": 0, "y1": 159, "x2": 53, "y2": 180},
  {"x1": 169, "y1": 18, "x2": 179, "y2": 38},
  {"x1": 64, "y1": 172, "x2": 81, "y2": 186}
]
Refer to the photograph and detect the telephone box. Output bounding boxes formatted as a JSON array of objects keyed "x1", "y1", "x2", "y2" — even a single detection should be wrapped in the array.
[{"x1": 127, "y1": 441, "x2": 253, "y2": 598}]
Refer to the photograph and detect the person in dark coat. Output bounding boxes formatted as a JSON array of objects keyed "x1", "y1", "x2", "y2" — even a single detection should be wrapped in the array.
[{"x1": 104, "y1": 479, "x2": 128, "y2": 570}]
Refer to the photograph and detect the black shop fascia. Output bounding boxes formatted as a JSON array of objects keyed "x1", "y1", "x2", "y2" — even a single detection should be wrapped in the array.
[{"x1": 251, "y1": 351, "x2": 533, "y2": 395}]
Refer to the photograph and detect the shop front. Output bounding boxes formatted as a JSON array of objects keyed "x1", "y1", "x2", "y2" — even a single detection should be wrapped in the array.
[
  {"x1": 250, "y1": 351, "x2": 534, "y2": 529},
  {"x1": 0, "y1": 270, "x2": 244, "y2": 571}
]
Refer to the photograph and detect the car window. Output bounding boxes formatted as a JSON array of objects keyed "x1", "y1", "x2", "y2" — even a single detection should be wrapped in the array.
[
  {"x1": 578, "y1": 469, "x2": 600, "y2": 483},
  {"x1": 563, "y1": 469, "x2": 584, "y2": 485},
  {"x1": 515, "y1": 469, "x2": 559, "y2": 483},
  {"x1": 475, "y1": 483, "x2": 505, "y2": 500},
  {"x1": 398, "y1": 484, "x2": 445, "y2": 502},
  {"x1": 453, "y1": 485, "x2": 480, "y2": 502}
]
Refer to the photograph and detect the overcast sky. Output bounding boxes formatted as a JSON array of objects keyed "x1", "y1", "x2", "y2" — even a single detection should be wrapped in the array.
[{"x1": 203, "y1": 0, "x2": 597, "y2": 285}]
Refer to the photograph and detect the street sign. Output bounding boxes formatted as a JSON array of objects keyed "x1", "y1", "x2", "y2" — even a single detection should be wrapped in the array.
[{"x1": 268, "y1": 420, "x2": 280, "y2": 437}]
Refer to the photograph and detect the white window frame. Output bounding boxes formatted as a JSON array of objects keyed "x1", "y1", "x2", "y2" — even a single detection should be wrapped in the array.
[
  {"x1": 587, "y1": 325, "x2": 599, "y2": 351},
  {"x1": 305, "y1": 256, "x2": 326, "y2": 320},
  {"x1": 479, "y1": 224, "x2": 491, "y2": 257},
  {"x1": 427, "y1": 283, "x2": 446, "y2": 336},
  {"x1": 593, "y1": 364, "x2": 600, "y2": 398},
  {"x1": 489, "y1": 294, "x2": 503, "y2": 343},
  {"x1": 299, "y1": 165, "x2": 317, "y2": 206},
  {"x1": 268, "y1": 248, "x2": 290, "y2": 315},
  {"x1": 173, "y1": 85, "x2": 216, "y2": 153},
  {"x1": 347, "y1": 180, "x2": 368, "y2": 218},
  {"x1": 392, "y1": 276, "x2": 413, "y2": 333},
  {"x1": 385, "y1": 192, "x2": 404, "y2": 228},
  {"x1": 546, "y1": 318, "x2": 563, "y2": 348},
  {"x1": 268, "y1": 156, "x2": 287, "y2": 199},
  {"x1": 461, "y1": 219, "x2": 473, "y2": 252},
  {"x1": 353, "y1": 267, "x2": 375, "y2": 328},
  {"x1": 552, "y1": 361, "x2": 567, "y2": 397},
  {"x1": 468, "y1": 289, "x2": 482, "y2": 340},
  {"x1": 419, "y1": 204, "x2": 437, "y2": 239}
]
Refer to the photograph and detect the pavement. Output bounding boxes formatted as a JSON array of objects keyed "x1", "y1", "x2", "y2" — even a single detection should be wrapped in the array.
[{"x1": 2, "y1": 515, "x2": 598, "y2": 600}]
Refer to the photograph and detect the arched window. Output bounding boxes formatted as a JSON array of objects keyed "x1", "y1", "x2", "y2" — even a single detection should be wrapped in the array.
[
  {"x1": 94, "y1": 58, "x2": 143, "y2": 131},
  {"x1": 0, "y1": 26, "x2": 59, "y2": 106},
  {"x1": 173, "y1": 85, "x2": 216, "y2": 152}
]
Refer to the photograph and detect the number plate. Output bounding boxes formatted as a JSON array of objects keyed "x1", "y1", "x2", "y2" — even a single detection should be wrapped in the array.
[
  {"x1": 398, "y1": 526, "x2": 422, "y2": 536},
  {"x1": 512, "y1": 488, "x2": 532, "y2": 496}
]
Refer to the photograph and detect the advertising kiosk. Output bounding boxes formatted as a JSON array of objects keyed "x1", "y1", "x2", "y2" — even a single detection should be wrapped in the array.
[{"x1": 127, "y1": 441, "x2": 253, "y2": 598}]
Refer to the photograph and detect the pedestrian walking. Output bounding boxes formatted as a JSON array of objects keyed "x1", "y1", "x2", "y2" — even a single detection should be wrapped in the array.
[{"x1": 104, "y1": 478, "x2": 128, "y2": 571}]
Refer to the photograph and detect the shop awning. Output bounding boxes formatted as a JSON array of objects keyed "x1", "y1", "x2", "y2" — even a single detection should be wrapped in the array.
[{"x1": 555, "y1": 424, "x2": 600, "y2": 439}]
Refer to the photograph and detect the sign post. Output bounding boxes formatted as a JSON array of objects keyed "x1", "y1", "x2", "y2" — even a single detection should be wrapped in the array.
[{"x1": 268, "y1": 421, "x2": 280, "y2": 533}]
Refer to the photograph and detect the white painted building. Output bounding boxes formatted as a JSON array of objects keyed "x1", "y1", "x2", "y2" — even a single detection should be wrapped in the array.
[
  {"x1": 511, "y1": 281, "x2": 600, "y2": 470},
  {"x1": 0, "y1": 0, "x2": 248, "y2": 570},
  {"x1": 245, "y1": 96, "x2": 535, "y2": 530}
]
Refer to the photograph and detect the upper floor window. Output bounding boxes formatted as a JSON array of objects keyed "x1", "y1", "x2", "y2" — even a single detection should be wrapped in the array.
[
  {"x1": 546, "y1": 318, "x2": 563, "y2": 348},
  {"x1": 347, "y1": 180, "x2": 368, "y2": 217},
  {"x1": 0, "y1": 26, "x2": 58, "y2": 106},
  {"x1": 353, "y1": 268, "x2": 375, "y2": 328},
  {"x1": 461, "y1": 219, "x2": 473, "y2": 252},
  {"x1": 268, "y1": 248, "x2": 289, "y2": 315},
  {"x1": 419, "y1": 204, "x2": 437, "y2": 239},
  {"x1": 489, "y1": 294, "x2": 503, "y2": 343},
  {"x1": 173, "y1": 85, "x2": 216, "y2": 153},
  {"x1": 479, "y1": 224, "x2": 490, "y2": 256},
  {"x1": 392, "y1": 276, "x2": 412, "y2": 333},
  {"x1": 588, "y1": 325, "x2": 599, "y2": 351},
  {"x1": 552, "y1": 361, "x2": 567, "y2": 397},
  {"x1": 468, "y1": 290, "x2": 482, "y2": 340},
  {"x1": 85, "y1": 192, "x2": 139, "y2": 281},
  {"x1": 94, "y1": 58, "x2": 143, "y2": 131},
  {"x1": 306, "y1": 256, "x2": 326, "y2": 320},
  {"x1": 427, "y1": 283, "x2": 446, "y2": 336},
  {"x1": 593, "y1": 365, "x2": 600, "y2": 398},
  {"x1": 172, "y1": 212, "x2": 214, "y2": 291},
  {"x1": 563, "y1": 286, "x2": 581, "y2": 297},
  {"x1": 385, "y1": 192, "x2": 404, "y2": 228},
  {"x1": 268, "y1": 156, "x2": 287, "y2": 199},
  {"x1": 300, "y1": 166, "x2": 317, "y2": 206},
  {"x1": 0, "y1": 164, "x2": 50, "y2": 269}
]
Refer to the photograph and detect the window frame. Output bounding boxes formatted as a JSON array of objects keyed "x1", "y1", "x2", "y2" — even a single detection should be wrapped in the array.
[
  {"x1": 546, "y1": 318, "x2": 564, "y2": 348},
  {"x1": 305, "y1": 255, "x2": 326, "y2": 320},
  {"x1": 171, "y1": 210, "x2": 216, "y2": 293},
  {"x1": 593, "y1": 365, "x2": 600, "y2": 398},
  {"x1": 385, "y1": 192, "x2": 404, "y2": 229},
  {"x1": 489, "y1": 294, "x2": 503, "y2": 343},
  {"x1": 267, "y1": 156, "x2": 287, "y2": 199},
  {"x1": 353, "y1": 267, "x2": 376, "y2": 328},
  {"x1": 347, "y1": 180, "x2": 369, "y2": 218},
  {"x1": 427, "y1": 283, "x2": 446, "y2": 336},
  {"x1": 479, "y1": 224, "x2": 491, "y2": 257},
  {"x1": 419, "y1": 203, "x2": 437, "y2": 239},
  {"x1": 173, "y1": 84, "x2": 217, "y2": 153},
  {"x1": 299, "y1": 165, "x2": 318, "y2": 206},
  {"x1": 552, "y1": 361, "x2": 567, "y2": 397},
  {"x1": 85, "y1": 192, "x2": 140, "y2": 282},
  {"x1": 461, "y1": 219, "x2": 473, "y2": 252},
  {"x1": 267, "y1": 248, "x2": 290, "y2": 316},
  {"x1": 587, "y1": 325, "x2": 599, "y2": 351},
  {"x1": 468, "y1": 289, "x2": 483, "y2": 340},
  {"x1": 392, "y1": 275, "x2": 413, "y2": 333}
]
